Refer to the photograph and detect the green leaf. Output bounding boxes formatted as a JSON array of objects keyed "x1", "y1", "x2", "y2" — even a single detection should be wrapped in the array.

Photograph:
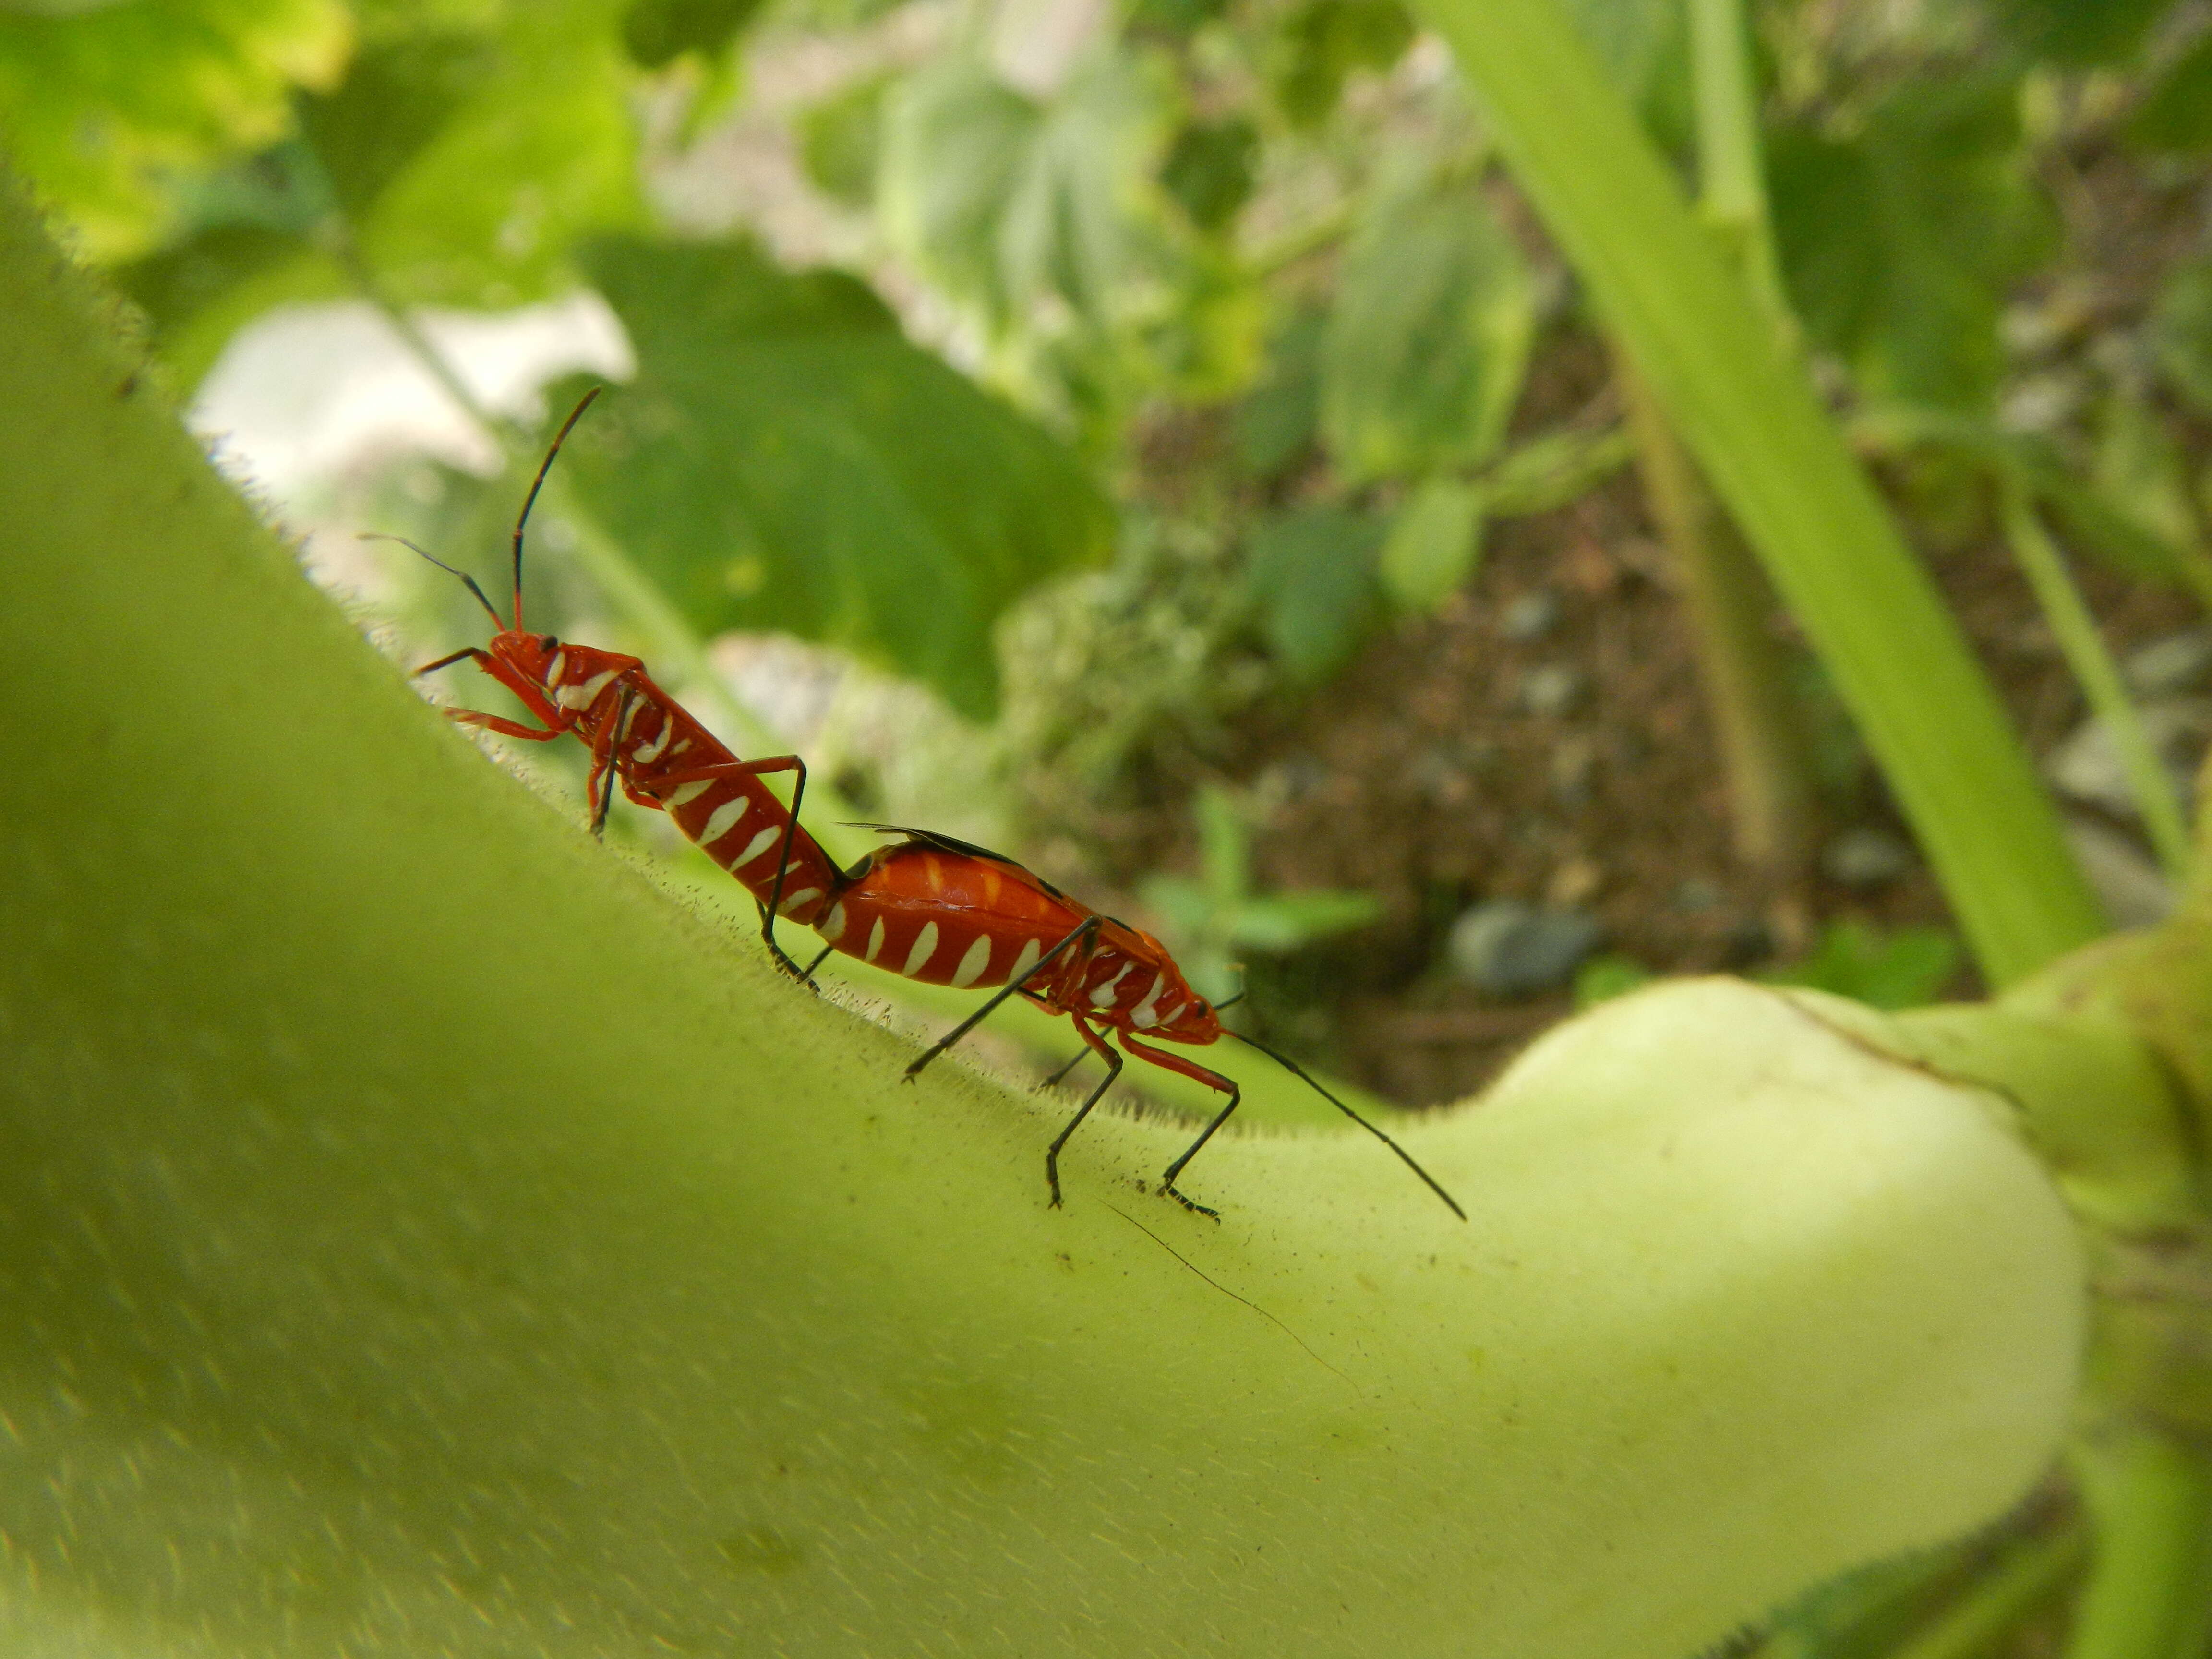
[
  {"x1": 1270, "y1": 0, "x2": 1415, "y2": 127},
  {"x1": 1320, "y1": 163, "x2": 1537, "y2": 484},
  {"x1": 798, "y1": 73, "x2": 890, "y2": 208},
  {"x1": 1556, "y1": 0, "x2": 1678, "y2": 108},
  {"x1": 1160, "y1": 116, "x2": 1257, "y2": 234},
  {"x1": 2128, "y1": 33, "x2": 2212, "y2": 152},
  {"x1": 1228, "y1": 889, "x2": 1382, "y2": 950},
  {"x1": 878, "y1": 50, "x2": 1169, "y2": 335},
  {"x1": 1768, "y1": 75, "x2": 2056, "y2": 413},
  {"x1": 0, "y1": 0, "x2": 352, "y2": 259},
  {"x1": 354, "y1": 2, "x2": 647, "y2": 308},
  {"x1": 1380, "y1": 478, "x2": 1488, "y2": 613},
  {"x1": 1761, "y1": 921, "x2": 1963, "y2": 1011},
  {"x1": 1245, "y1": 506, "x2": 1385, "y2": 683},
  {"x1": 2150, "y1": 257, "x2": 2212, "y2": 417},
  {"x1": 620, "y1": 0, "x2": 765, "y2": 68},
  {"x1": 1195, "y1": 782, "x2": 1250, "y2": 911},
  {"x1": 1984, "y1": 0, "x2": 2179, "y2": 67},
  {"x1": 1234, "y1": 307, "x2": 1325, "y2": 478},
  {"x1": 565, "y1": 236, "x2": 1112, "y2": 719}
]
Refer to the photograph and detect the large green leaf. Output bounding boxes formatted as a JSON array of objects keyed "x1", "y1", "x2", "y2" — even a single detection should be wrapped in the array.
[
  {"x1": 564, "y1": 236, "x2": 1113, "y2": 718},
  {"x1": 1768, "y1": 75, "x2": 2056, "y2": 414},
  {"x1": 1319, "y1": 162, "x2": 1537, "y2": 484},
  {"x1": 878, "y1": 50, "x2": 1169, "y2": 336},
  {"x1": 0, "y1": 0, "x2": 350, "y2": 259}
]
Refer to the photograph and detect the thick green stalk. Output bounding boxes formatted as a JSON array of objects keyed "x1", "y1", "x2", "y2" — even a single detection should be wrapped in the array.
[
  {"x1": 1623, "y1": 362, "x2": 1815, "y2": 886},
  {"x1": 1410, "y1": 0, "x2": 2106, "y2": 984},
  {"x1": 1687, "y1": 0, "x2": 1790, "y2": 336},
  {"x1": 2065, "y1": 1431, "x2": 2212, "y2": 1659},
  {"x1": 1887, "y1": 1524, "x2": 2087, "y2": 1659},
  {"x1": 2001, "y1": 486, "x2": 2191, "y2": 881},
  {"x1": 0, "y1": 172, "x2": 2088, "y2": 1657}
]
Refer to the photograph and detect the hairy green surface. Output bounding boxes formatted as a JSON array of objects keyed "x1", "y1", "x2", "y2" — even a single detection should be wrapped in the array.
[{"x1": 0, "y1": 178, "x2": 2086, "y2": 1657}]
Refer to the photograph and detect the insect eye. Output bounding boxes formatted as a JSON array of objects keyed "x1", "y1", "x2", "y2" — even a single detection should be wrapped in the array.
[{"x1": 541, "y1": 635, "x2": 560, "y2": 651}]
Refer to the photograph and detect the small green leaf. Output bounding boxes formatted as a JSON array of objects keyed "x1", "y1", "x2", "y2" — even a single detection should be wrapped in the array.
[
  {"x1": 1320, "y1": 163, "x2": 1536, "y2": 484},
  {"x1": 1574, "y1": 954, "x2": 1655, "y2": 1008},
  {"x1": 1380, "y1": 478, "x2": 1487, "y2": 613},
  {"x1": 799, "y1": 74, "x2": 890, "y2": 208},
  {"x1": 1768, "y1": 76, "x2": 2055, "y2": 413},
  {"x1": 878, "y1": 51, "x2": 1168, "y2": 335},
  {"x1": 620, "y1": 0, "x2": 765, "y2": 68},
  {"x1": 1234, "y1": 307, "x2": 1325, "y2": 479},
  {"x1": 1245, "y1": 506, "x2": 1385, "y2": 683},
  {"x1": 2150, "y1": 258, "x2": 2212, "y2": 417},
  {"x1": 1984, "y1": 0, "x2": 2178, "y2": 67},
  {"x1": 1160, "y1": 116, "x2": 1257, "y2": 234},
  {"x1": 1228, "y1": 890, "x2": 1382, "y2": 950},
  {"x1": 2128, "y1": 33, "x2": 2212, "y2": 152},
  {"x1": 566, "y1": 236, "x2": 1113, "y2": 718},
  {"x1": 1195, "y1": 784, "x2": 1250, "y2": 911},
  {"x1": 1761, "y1": 920, "x2": 1962, "y2": 1011},
  {"x1": 1270, "y1": 0, "x2": 1415, "y2": 127}
]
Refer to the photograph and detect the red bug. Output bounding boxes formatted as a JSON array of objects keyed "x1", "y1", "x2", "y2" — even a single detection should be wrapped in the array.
[
  {"x1": 385, "y1": 389, "x2": 835, "y2": 977},
  {"x1": 801, "y1": 827, "x2": 1466, "y2": 1221}
]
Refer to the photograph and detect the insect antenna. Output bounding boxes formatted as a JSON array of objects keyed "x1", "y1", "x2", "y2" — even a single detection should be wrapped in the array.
[
  {"x1": 360, "y1": 532, "x2": 505, "y2": 629},
  {"x1": 1223, "y1": 1030, "x2": 1467, "y2": 1221},
  {"x1": 509, "y1": 385, "x2": 604, "y2": 630}
]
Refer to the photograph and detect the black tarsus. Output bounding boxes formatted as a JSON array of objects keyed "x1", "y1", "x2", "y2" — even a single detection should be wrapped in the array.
[
  {"x1": 1223, "y1": 1030, "x2": 1466, "y2": 1221},
  {"x1": 1044, "y1": 1021, "x2": 1121, "y2": 1208},
  {"x1": 903, "y1": 915, "x2": 1102, "y2": 1082},
  {"x1": 589, "y1": 685, "x2": 636, "y2": 839},
  {"x1": 362, "y1": 533, "x2": 505, "y2": 631},
  {"x1": 509, "y1": 385, "x2": 604, "y2": 630},
  {"x1": 1042, "y1": 1048, "x2": 1089, "y2": 1089},
  {"x1": 754, "y1": 754, "x2": 817, "y2": 985},
  {"x1": 1155, "y1": 1074, "x2": 1238, "y2": 1220}
]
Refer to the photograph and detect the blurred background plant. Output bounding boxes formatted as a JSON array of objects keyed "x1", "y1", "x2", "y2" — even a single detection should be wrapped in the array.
[{"x1": 11, "y1": 0, "x2": 2212, "y2": 1642}]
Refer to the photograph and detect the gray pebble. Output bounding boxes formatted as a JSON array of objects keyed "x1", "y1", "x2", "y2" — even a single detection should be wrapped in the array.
[
  {"x1": 2126, "y1": 631, "x2": 2212, "y2": 697},
  {"x1": 1448, "y1": 900, "x2": 1603, "y2": 997},
  {"x1": 1500, "y1": 589, "x2": 1561, "y2": 641},
  {"x1": 2046, "y1": 699, "x2": 2212, "y2": 819},
  {"x1": 1822, "y1": 827, "x2": 1915, "y2": 888},
  {"x1": 1517, "y1": 663, "x2": 1585, "y2": 718}
]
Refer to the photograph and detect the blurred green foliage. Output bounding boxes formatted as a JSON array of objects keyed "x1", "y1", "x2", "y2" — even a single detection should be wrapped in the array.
[{"x1": 561, "y1": 237, "x2": 1109, "y2": 717}]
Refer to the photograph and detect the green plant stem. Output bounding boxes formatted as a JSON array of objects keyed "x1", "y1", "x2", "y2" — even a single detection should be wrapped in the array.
[
  {"x1": 1621, "y1": 362, "x2": 1815, "y2": 886},
  {"x1": 1686, "y1": 0, "x2": 1790, "y2": 338},
  {"x1": 1408, "y1": 0, "x2": 2107, "y2": 984},
  {"x1": 1886, "y1": 1523, "x2": 2088, "y2": 1659},
  {"x1": 2001, "y1": 485, "x2": 2191, "y2": 881},
  {"x1": 2065, "y1": 1430, "x2": 2212, "y2": 1659}
]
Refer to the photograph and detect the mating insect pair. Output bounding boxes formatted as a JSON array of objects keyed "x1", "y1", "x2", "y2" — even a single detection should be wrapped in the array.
[{"x1": 389, "y1": 390, "x2": 1464, "y2": 1221}]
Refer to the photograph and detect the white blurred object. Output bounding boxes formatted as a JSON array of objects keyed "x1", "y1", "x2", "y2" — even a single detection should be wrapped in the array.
[{"x1": 189, "y1": 291, "x2": 634, "y2": 502}]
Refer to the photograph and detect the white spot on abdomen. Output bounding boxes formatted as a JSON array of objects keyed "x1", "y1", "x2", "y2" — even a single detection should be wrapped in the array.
[
  {"x1": 698, "y1": 797, "x2": 749, "y2": 846},
  {"x1": 731, "y1": 826, "x2": 780, "y2": 869},
  {"x1": 865, "y1": 917, "x2": 886, "y2": 962},
  {"x1": 950, "y1": 933, "x2": 993, "y2": 988},
  {"x1": 1089, "y1": 961, "x2": 1134, "y2": 1009},
  {"x1": 777, "y1": 887, "x2": 820, "y2": 916},
  {"x1": 557, "y1": 668, "x2": 620, "y2": 710},
  {"x1": 664, "y1": 780, "x2": 712, "y2": 807},
  {"x1": 1130, "y1": 972, "x2": 1167, "y2": 1028},
  {"x1": 819, "y1": 902, "x2": 848, "y2": 943},
  {"x1": 903, "y1": 921, "x2": 939, "y2": 977},
  {"x1": 633, "y1": 721, "x2": 673, "y2": 763},
  {"x1": 1007, "y1": 937, "x2": 1042, "y2": 983}
]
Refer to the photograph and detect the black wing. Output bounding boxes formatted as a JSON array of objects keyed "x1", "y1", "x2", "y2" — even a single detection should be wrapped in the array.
[{"x1": 840, "y1": 822, "x2": 1072, "y2": 902}]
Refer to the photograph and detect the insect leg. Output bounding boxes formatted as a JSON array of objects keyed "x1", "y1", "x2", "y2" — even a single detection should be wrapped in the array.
[
  {"x1": 638, "y1": 754, "x2": 817, "y2": 981},
  {"x1": 447, "y1": 711, "x2": 565, "y2": 742},
  {"x1": 904, "y1": 916, "x2": 1101, "y2": 1082},
  {"x1": 1041, "y1": 1049, "x2": 1090, "y2": 1089},
  {"x1": 1121, "y1": 1033, "x2": 1244, "y2": 1220},
  {"x1": 1043, "y1": 1016, "x2": 1121, "y2": 1208},
  {"x1": 588, "y1": 686, "x2": 637, "y2": 839}
]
